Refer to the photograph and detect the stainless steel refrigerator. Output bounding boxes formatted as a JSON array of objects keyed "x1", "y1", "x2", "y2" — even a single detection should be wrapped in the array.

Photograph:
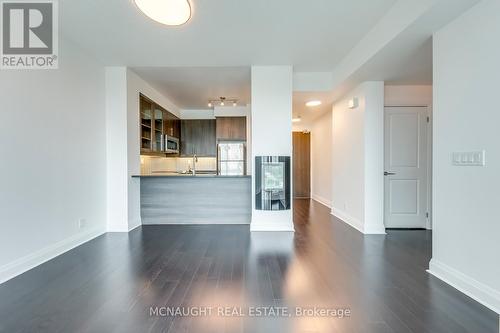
[{"x1": 217, "y1": 142, "x2": 246, "y2": 176}]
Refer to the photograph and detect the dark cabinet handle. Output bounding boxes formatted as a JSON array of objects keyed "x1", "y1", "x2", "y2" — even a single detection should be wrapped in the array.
[{"x1": 384, "y1": 171, "x2": 396, "y2": 176}]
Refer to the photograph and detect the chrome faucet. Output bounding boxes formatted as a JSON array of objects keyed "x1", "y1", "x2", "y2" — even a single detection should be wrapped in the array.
[{"x1": 192, "y1": 154, "x2": 198, "y2": 176}]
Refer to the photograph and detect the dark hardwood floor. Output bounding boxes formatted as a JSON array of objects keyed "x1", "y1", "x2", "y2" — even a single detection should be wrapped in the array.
[{"x1": 0, "y1": 199, "x2": 497, "y2": 333}]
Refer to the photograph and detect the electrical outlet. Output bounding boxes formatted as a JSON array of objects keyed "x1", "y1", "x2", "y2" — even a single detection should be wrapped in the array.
[{"x1": 78, "y1": 218, "x2": 86, "y2": 229}]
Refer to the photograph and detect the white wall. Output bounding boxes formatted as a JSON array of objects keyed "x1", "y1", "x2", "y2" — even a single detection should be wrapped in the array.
[
  {"x1": 363, "y1": 83, "x2": 385, "y2": 234},
  {"x1": 308, "y1": 85, "x2": 431, "y2": 214},
  {"x1": 251, "y1": 66, "x2": 294, "y2": 231},
  {"x1": 106, "y1": 68, "x2": 181, "y2": 232},
  {"x1": 384, "y1": 85, "x2": 432, "y2": 106},
  {"x1": 129, "y1": 70, "x2": 181, "y2": 118},
  {"x1": 127, "y1": 69, "x2": 181, "y2": 230},
  {"x1": 105, "y1": 67, "x2": 128, "y2": 232},
  {"x1": 180, "y1": 109, "x2": 214, "y2": 119},
  {"x1": 292, "y1": 122, "x2": 312, "y2": 132},
  {"x1": 331, "y1": 82, "x2": 385, "y2": 234},
  {"x1": 429, "y1": 0, "x2": 500, "y2": 314},
  {"x1": 0, "y1": 38, "x2": 107, "y2": 283},
  {"x1": 310, "y1": 111, "x2": 333, "y2": 208}
]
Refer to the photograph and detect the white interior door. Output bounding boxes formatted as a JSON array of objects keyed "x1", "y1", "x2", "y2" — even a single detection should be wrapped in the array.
[{"x1": 384, "y1": 107, "x2": 428, "y2": 228}]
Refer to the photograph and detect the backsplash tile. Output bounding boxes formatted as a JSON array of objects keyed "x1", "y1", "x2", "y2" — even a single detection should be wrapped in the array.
[{"x1": 140, "y1": 156, "x2": 217, "y2": 174}]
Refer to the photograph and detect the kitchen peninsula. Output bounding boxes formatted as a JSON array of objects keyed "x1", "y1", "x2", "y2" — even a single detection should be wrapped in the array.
[
  {"x1": 132, "y1": 174, "x2": 251, "y2": 224},
  {"x1": 134, "y1": 94, "x2": 251, "y2": 225}
]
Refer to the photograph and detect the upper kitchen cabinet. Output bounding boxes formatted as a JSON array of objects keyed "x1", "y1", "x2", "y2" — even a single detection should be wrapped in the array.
[
  {"x1": 140, "y1": 96, "x2": 153, "y2": 152},
  {"x1": 180, "y1": 119, "x2": 216, "y2": 157},
  {"x1": 153, "y1": 105, "x2": 164, "y2": 153},
  {"x1": 164, "y1": 111, "x2": 180, "y2": 139},
  {"x1": 140, "y1": 94, "x2": 179, "y2": 156},
  {"x1": 216, "y1": 117, "x2": 247, "y2": 141}
]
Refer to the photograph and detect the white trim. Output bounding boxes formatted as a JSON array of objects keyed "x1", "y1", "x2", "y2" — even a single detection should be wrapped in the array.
[
  {"x1": 428, "y1": 259, "x2": 500, "y2": 315},
  {"x1": 331, "y1": 207, "x2": 364, "y2": 233},
  {"x1": 127, "y1": 217, "x2": 142, "y2": 232},
  {"x1": 331, "y1": 207, "x2": 386, "y2": 234},
  {"x1": 143, "y1": 221, "x2": 250, "y2": 225},
  {"x1": 107, "y1": 226, "x2": 130, "y2": 232},
  {"x1": 0, "y1": 227, "x2": 106, "y2": 285},
  {"x1": 425, "y1": 106, "x2": 433, "y2": 230},
  {"x1": 128, "y1": 223, "x2": 142, "y2": 232},
  {"x1": 311, "y1": 194, "x2": 332, "y2": 208},
  {"x1": 250, "y1": 221, "x2": 295, "y2": 232},
  {"x1": 364, "y1": 224, "x2": 387, "y2": 234},
  {"x1": 384, "y1": 104, "x2": 429, "y2": 108}
]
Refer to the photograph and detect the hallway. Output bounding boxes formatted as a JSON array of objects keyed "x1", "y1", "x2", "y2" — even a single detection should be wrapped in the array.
[{"x1": 0, "y1": 200, "x2": 497, "y2": 333}]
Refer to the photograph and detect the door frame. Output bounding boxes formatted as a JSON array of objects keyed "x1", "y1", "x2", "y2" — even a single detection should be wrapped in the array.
[{"x1": 383, "y1": 105, "x2": 433, "y2": 230}]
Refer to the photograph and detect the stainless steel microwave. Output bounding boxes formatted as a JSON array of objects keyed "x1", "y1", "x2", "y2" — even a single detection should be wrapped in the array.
[{"x1": 164, "y1": 135, "x2": 179, "y2": 154}]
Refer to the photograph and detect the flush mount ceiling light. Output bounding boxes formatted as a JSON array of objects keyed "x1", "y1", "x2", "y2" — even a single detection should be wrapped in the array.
[
  {"x1": 135, "y1": 0, "x2": 192, "y2": 26},
  {"x1": 306, "y1": 100, "x2": 322, "y2": 107},
  {"x1": 208, "y1": 97, "x2": 238, "y2": 108}
]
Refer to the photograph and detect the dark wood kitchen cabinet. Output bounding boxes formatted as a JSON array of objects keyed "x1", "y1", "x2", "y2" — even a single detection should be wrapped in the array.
[
  {"x1": 140, "y1": 94, "x2": 179, "y2": 156},
  {"x1": 140, "y1": 97, "x2": 154, "y2": 152},
  {"x1": 180, "y1": 119, "x2": 216, "y2": 157},
  {"x1": 216, "y1": 117, "x2": 246, "y2": 141},
  {"x1": 164, "y1": 111, "x2": 180, "y2": 139}
]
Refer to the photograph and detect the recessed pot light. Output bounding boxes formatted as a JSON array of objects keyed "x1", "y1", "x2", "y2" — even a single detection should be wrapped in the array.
[
  {"x1": 306, "y1": 100, "x2": 322, "y2": 107},
  {"x1": 135, "y1": 0, "x2": 192, "y2": 26}
]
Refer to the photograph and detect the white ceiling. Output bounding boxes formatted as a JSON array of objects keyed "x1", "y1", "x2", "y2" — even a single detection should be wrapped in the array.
[
  {"x1": 132, "y1": 67, "x2": 251, "y2": 109},
  {"x1": 133, "y1": 66, "x2": 338, "y2": 117},
  {"x1": 60, "y1": 0, "x2": 396, "y2": 71},
  {"x1": 292, "y1": 91, "x2": 335, "y2": 124},
  {"x1": 60, "y1": 0, "x2": 479, "y2": 112}
]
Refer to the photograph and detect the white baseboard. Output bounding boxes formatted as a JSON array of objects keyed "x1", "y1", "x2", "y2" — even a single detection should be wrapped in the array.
[
  {"x1": 428, "y1": 259, "x2": 500, "y2": 314},
  {"x1": 251, "y1": 211, "x2": 295, "y2": 232},
  {"x1": 331, "y1": 207, "x2": 365, "y2": 233},
  {"x1": 311, "y1": 194, "x2": 332, "y2": 209},
  {"x1": 107, "y1": 217, "x2": 142, "y2": 233},
  {"x1": 0, "y1": 227, "x2": 106, "y2": 285},
  {"x1": 426, "y1": 220, "x2": 432, "y2": 230},
  {"x1": 128, "y1": 220, "x2": 142, "y2": 232},
  {"x1": 331, "y1": 207, "x2": 386, "y2": 235},
  {"x1": 364, "y1": 224, "x2": 387, "y2": 234},
  {"x1": 128, "y1": 223, "x2": 142, "y2": 232},
  {"x1": 144, "y1": 221, "x2": 250, "y2": 225},
  {"x1": 250, "y1": 224, "x2": 295, "y2": 232}
]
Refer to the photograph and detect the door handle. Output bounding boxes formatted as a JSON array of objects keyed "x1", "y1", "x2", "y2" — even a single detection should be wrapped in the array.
[{"x1": 384, "y1": 171, "x2": 396, "y2": 176}]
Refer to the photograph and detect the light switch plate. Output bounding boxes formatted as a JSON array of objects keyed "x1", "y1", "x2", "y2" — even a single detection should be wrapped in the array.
[{"x1": 452, "y1": 151, "x2": 485, "y2": 166}]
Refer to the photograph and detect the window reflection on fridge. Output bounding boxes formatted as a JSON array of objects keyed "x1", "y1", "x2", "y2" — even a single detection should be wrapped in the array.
[{"x1": 217, "y1": 142, "x2": 246, "y2": 176}]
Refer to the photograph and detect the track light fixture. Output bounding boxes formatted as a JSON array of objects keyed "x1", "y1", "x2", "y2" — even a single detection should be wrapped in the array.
[{"x1": 207, "y1": 97, "x2": 238, "y2": 108}]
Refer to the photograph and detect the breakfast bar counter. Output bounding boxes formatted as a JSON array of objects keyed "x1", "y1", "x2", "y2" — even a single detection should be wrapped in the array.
[{"x1": 132, "y1": 174, "x2": 252, "y2": 225}]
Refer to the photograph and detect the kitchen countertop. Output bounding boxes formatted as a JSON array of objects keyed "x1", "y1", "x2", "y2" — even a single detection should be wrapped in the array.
[{"x1": 132, "y1": 172, "x2": 251, "y2": 178}]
